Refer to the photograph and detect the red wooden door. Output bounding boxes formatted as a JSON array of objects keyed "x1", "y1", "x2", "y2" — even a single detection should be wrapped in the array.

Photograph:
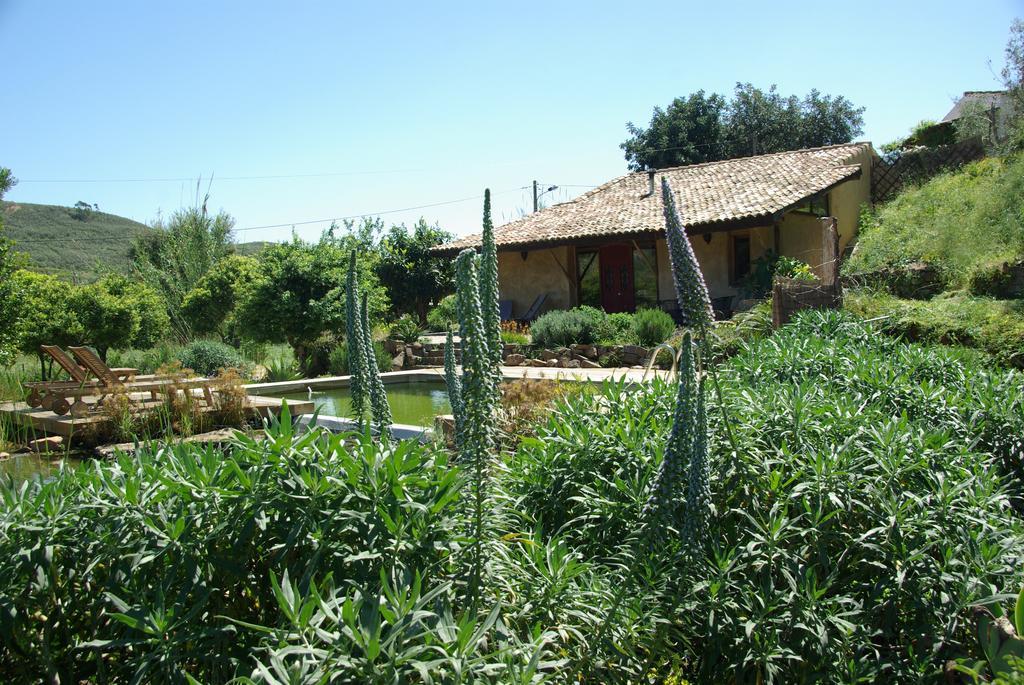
[{"x1": 599, "y1": 244, "x2": 635, "y2": 313}]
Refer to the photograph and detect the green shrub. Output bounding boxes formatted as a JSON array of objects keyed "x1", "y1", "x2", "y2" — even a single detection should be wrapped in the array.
[
  {"x1": 426, "y1": 294, "x2": 458, "y2": 331},
  {"x1": 4, "y1": 310, "x2": 1024, "y2": 682},
  {"x1": 710, "y1": 300, "x2": 773, "y2": 360},
  {"x1": 631, "y1": 308, "x2": 675, "y2": 346},
  {"x1": 846, "y1": 288, "x2": 1024, "y2": 368},
  {"x1": 389, "y1": 314, "x2": 423, "y2": 343},
  {"x1": 328, "y1": 340, "x2": 391, "y2": 375},
  {"x1": 774, "y1": 255, "x2": 817, "y2": 281},
  {"x1": 503, "y1": 309, "x2": 1024, "y2": 681},
  {"x1": 530, "y1": 307, "x2": 605, "y2": 348},
  {"x1": 500, "y1": 330, "x2": 529, "y2": 345},
  {"x1": 0, "y1": 429, "x2": 471, "y2": 683},
  {"x1": 176, "y1": 339, "x2": 245, "y2": 376},
  {"x1": 264, "y1": 356, "x2": 301, "y2": 382},
  {"x1": 595, "y1": 312, "x2": 636, "y2": 345},
  {"x1": 108, "y1": 342, "x2": 182, "y2": 375}
]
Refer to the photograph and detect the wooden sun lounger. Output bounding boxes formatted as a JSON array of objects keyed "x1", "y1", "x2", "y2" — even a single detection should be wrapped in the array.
[
  {"x1": 24, "y1": 346, "x2": 219, "y2": 418},
  {"x1": 24, "y1": 346, "x2": 140, "y2": 411}
]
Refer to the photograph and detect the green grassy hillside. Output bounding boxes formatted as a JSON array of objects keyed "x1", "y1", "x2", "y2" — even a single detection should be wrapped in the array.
[
  {"x1": 2, "y1": 202, "x2": 268, "y2": 281},
  {"x1": 2, "y1": 201, "x2": 152, "y2": 281},
  {"x1": 844, "y1": 155, "x2": 1024, "y2": 289}
]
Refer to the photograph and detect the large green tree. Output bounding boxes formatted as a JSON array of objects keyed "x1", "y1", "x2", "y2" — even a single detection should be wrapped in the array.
[
  {"x1": 622, "y1": 83, "x2": 865, "y2": 170},
  {"x1": 180, "y1": 254, "x2": 260, "y2": 344},
  {"x1": 375, "y1": 219, "x2": 454, "y2": 324},
  {"x1": 11, "y1": 270, "x2": 83, "y2": 377},
  {"x1": 234, "y1": 237, "x2": 387, "y2": 370},
  {"x1": 72, "y1": 274, "x2": 169, "y2": 360},
  {"x1": 131, "y1": 204, "x2": 235, "y2": 340},
  {"x1": 0, "y1": 168, "x2": 23, "y2": 367}
]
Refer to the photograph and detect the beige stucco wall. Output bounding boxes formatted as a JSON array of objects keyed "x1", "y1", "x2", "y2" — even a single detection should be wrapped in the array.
[
  {"x1": 656, "y1": 226, "x2": 775, "y2": 301},
  {"x1": 497, "y1": 247, "x2": 573, "y2": 318},
  {"x1": 828, "y1": 145, "x2": 873, "y2": 252}
]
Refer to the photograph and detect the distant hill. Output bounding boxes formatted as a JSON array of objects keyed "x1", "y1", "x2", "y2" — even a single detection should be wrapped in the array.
[
  {"x1": 1, "y1": 201, "x2": 269, "y2": 281},
  {"x1": 2, "y1": 201, "x2": 153, "y2": 281}
]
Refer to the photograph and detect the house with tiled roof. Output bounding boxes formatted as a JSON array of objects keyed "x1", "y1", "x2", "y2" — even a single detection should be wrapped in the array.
[{"x1": 438, "y1": 142, "x2": 874, "y2": 318}]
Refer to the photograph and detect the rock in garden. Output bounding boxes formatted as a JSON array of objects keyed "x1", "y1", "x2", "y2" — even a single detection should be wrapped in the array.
[
  {"x1": 565, "y1": 359, "x2": 581, "y2": 368},
  {"x1": 580, "y1": 358, "x2": 601, "y2": 369},
  {"x1": 623, "y1": 345, "x2": 648, "y2": 358},
  {"x1": 540, "y1": 349, "x2": 557, "y2": 361},
  {"x1": 29, "y1": 436, "x2": 63, "y2": 453},
  {"x1": 505, "y1": 353, "x2": 525, "y2": 366},
  {"x1": 544, "y1": 358, "x2": 560, "y2": 368},
  {"x1": 0, "y1": 452, "x2": 9, "y2": 460},
  {"x1": 391, "y1": 352, "x2": 405, "y2": 371}
]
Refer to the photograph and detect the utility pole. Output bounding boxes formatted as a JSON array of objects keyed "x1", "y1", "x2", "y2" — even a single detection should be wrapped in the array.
[{"x1": 532, "y1": 180, "x2": 538, "y2": 213}]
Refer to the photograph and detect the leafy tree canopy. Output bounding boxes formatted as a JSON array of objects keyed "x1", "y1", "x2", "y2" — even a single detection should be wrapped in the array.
[
  {"x1": 71, "y1": 274, "x2": 170, "y2": 360},
  {"x1": 180, "y1": 254, "x2": 260, "y2": 344},
  {"x1": 234, "y1": 236, "x2": 388, "y2": 368},
  {"x1": 131, "y1": 204, "x2": 235, "y2": 340},
  {"x1": 0, "y1": 167, "x2": 22, "y2": 366},
  {"x1": 376, "y1": 219, "x2": 454, "y2": 324},
  {"x1": 11, "y1": 270, "x2": 83, "y2": 375},
  {"x1": 622, "y1": 83, "x2": 865, "y2": 170}
]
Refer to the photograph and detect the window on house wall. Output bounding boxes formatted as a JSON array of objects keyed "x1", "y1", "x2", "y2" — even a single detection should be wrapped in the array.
[
  {"x1": 633, "y1": 245, "x2": 658, "y2": 309},
  {"x1": 576, "y1": 249, "x2": 601, "y2": 308},
  {"x1": 792, "y1": 192, "x2": 830, "y2": 216},
  {"x1": 731, "y1": 235, "x2": 751, "y2": 284}
]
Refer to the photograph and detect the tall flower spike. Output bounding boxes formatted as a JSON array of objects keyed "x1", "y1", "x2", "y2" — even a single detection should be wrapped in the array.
[
  {"x1": 346, "y1": 250, "x2": 369, "y2": 425},
  {"x1": 453, "y1": 247, "x2": 497, "y2": 601},
  {"x1": 361, "y1": 291, "x2": 393, "y2": 442},
  {"x1": 479, "y1": 188, "x2": 502, "y2": 384},
  {"x1": 443, "y1": 328, "x2": 464, "y2": 448},
  {"x1": 662, "y1": 178, "x2": 714, "y2": 332},
  {"x1": 642, "y1": 331, "x2": 696, "y2": 533},
  {"x1": 682, "y1": 373, "x2": 710, "y2": 551}
]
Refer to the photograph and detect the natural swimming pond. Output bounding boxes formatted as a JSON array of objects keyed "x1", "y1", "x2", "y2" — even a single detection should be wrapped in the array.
[
  {"x1": 272, "y1": 380, "x2": 451, "y2": 427},
  {"x1": 0, "y1": 453, "x2": 79, "y2": 483}
]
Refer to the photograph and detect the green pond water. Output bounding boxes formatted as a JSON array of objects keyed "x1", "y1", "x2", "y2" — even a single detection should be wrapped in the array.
[
  {"x1": 274, "y1": 380, "x2": 451, "y2": 427},
  {"x1": 0, "y1": 453, "x2": 80, "y2": 483}
]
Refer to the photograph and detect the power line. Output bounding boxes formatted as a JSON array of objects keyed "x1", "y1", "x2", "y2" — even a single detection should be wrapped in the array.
[
  {"x1": 16, "y1": 168, "x2": 429, "y2": 184},
  {"x1": 10, "y1": 184, "x2": 595, "y2": 245}
]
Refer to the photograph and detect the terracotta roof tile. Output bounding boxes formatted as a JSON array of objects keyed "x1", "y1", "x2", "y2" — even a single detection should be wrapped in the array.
[{"x1": 439, "y1": 143, "x2": 870, "y2": 251}]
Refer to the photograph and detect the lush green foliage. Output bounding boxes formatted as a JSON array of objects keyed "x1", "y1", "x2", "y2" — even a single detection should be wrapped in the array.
[
  {"x1": 375, "y1": 219, "x2": 454, "y2": 324},
  {"x1": 505, "y1": 311, "x2": 1024, "y2": 681},
  {"x1": 530, "y1": 306, "x2": 677, "y2": 349},
  {"x1": 234, "y1": 238, "x2": 386, "y2": 371},
  {"x1": 426, "y1": 293, "x2": 458, "y2": 331},
  {"x1": 622, "y1": 83, "x2": 865, "y2": 170},
  {"x1": 0, "y1": 169, "x2": 23, "y2": 367},
  {"x1": 389, "y1": 314, "x2": 423, "y2": 344},
  {"x1": 4, "y1": 312, "x2": 1024, "y2": 682},
  {"x1": 180, "y1": 254, "x2": 260, "y2": 344},
  {"x1": 844, "y1": 156, "x2": 1024, "y2": 289},
  {"x1": 176, "y1": 339, "x2": 246, "y2": 376},
  {"x1": 595, "y1": 311, "x2": 636, "y2": 345},
  {"x1": 131, "y1": 205, "x2": 236, "y2": 339},
  {"x1": 631, "y1": 308, "x2": 675, "y2": 347},
  {"x1": 327, "y1": 339, "x2": 390, "y2": 375},
  {"x1": 529, "y1": 308, "x2": 604, "y2": 348},
  {"x1": 846, "y1": 289, "x2": 1024, "y2": 368},
  {"x1": 72, "y1": 273, "x2": 170, "y2": 359}
]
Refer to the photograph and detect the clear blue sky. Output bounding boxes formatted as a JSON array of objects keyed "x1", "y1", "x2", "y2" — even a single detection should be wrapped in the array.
[{"x1": 1, "y1": 1, "x2": 1019, "y2": 243}]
